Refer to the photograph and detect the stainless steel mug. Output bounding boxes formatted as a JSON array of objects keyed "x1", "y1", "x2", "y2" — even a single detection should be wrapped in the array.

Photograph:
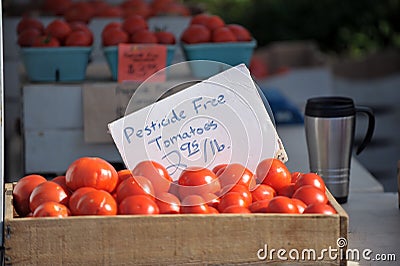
[{"x1": 304, "y1": 97, "x2": 375, "y2": 203}]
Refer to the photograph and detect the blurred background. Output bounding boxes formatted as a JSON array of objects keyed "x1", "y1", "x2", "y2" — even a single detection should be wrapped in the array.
[{"x1": 2, "y1": 0, "x2": 400, "y2": 191}]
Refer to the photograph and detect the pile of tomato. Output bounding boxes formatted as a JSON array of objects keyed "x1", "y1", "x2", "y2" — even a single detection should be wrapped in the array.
[
  {"x1": 181, "y1": 13, "x2": 253, "y2": 44},
  {"x1": 12, "y1": 156, "x2": 336, "y2": 218},
  {"x1": 17, "y1": 17, "x2": 93, "y2": 47},
  {"x1": 101, "y1": 15, "x2": 175, "y2": 47}
]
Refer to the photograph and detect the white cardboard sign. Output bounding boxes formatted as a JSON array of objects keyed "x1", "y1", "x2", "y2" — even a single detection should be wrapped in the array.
[{"x1": 108, "y1": 64, "x2": 282, "y2": 180}]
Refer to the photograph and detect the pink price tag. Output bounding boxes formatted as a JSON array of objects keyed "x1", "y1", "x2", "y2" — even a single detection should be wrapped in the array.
[{"x1": 117, "y1": 44, "x2": 167, "y2": 82}]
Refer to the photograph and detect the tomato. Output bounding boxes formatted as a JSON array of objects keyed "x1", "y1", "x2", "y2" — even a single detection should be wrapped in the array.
[
  {"x1": 294, "y1": 172, "x2": 326, "y2": 192},
  {"x1": 75, "y1": 190, "x2": 117, "y2": 215},
  {"x1": 212, "y1": 27, "x2": 236, "y2": 42},
  {"x1": 212, "y1": 164, "x2": 227, "y2": 175},
  {"x1": 256, "y1": 158, "x2": 291, "y2": 191},
  {"x1": 119, "y1": 195, "x2": 159, "y2": 215},
  {"x1": 116, "y1": 176, "x2": 155, "y2": 203},
  {"x1": 122, "y1": 15, "x2": 148, "y2": 35},
  {"x1": 130, "y1": 29, "x2": 158, "y2": 44},
  {"x1": 64, "y1": 2, "x2": 95, "y2": 23},
  {"x1": 266, "y1": 196, "x2": 300, "y2": 214},
  {"x1": 158, "y1": 2, "x2": 190, "y2": 16},
  {"x1": 202, "y1": 192, "x2": 220, "y2": 209},
  {"x1": 217, "y1": 163, "x2": 254, "y2": 188},
  {"x1": 102, "y1": 27, "x2": 129, "y2": 46},
  {"x1": 178, "y1": 166, "x2": 220, "y2": 200},
  {"x1": 33, "y1": 201, "x2": 70, "y2": 218},
  {"x1": 277, "y1": 183, "x2": 295, "y2": 197},
  {"x1": 102, "y1": 22, "x2": 122, "y2": 39},
  {"x1": 219, "y1": 184, "x2": 252, "y2": 206},
  {"x1": 13, "y1": 174, "x2": 47, "y2": 217},
  {"x1": 168, "y1": 180, "x2": 180, "y2": 198},
  {"x1": 181, "y1": 24, "x2": 211, "y2": 44},
  {"x1": 226, "y1": 24, "x2": 252, "y2": 42},
  {"x1": 65, "y1": 157, "x2": 118, "y2": 193},
  {"x1": 17, "y1": 17, "x2": 44, "y2": 34},
  {"x1": 304, "y1": 203, "x2": 337, "y2": 215},
  {"x1": 249, "y1": 56, "x2": 269, "y2": 79},
  {"x1": 222, "y1": 205, "x2": 251, "y2": 214},
  {"x1": 218, "y1": 192, "x2": 247, "y2": 213},
  {"x1": 291, "y1": 171, "x2": 303, "y2": 183},
  {"x1": 190, "y1": 13, "x2": 210, "y2": 26},
  {"x1": 68, "y1": 187, "x2": 96, "y2": 215},
  {"x1": 154, "y1": 31, "x2": 176, "y2": 44},
  {"x1": 51, "y1": 175, "x2": 72, "y2": 197},
  {"x1": 122, "y1": 2, "x2": 152, "y2": 19},
  {"x1": 44, "y1": 19, "x2": 72, "y2": 43},
  {"x1": 132, "y1": 160, "x2": 172, "y2": 195},
  {"x1": 96, "y1": 5, "x2": 123, "y2": 17},
  {"x1": 69, "y1": 21, "x2": 93, "y2": 43},
  {"x1": 29, "y1": 181, "x2": 69, "y2": 212},
  {"x1": 155, "y1": 192, "x2": 180, "y2": 214},
  {"x1": 43, "y1": 0, "x2": 72, "y2": 16},
  {"x1": 208, "y1": 206, "x2": 220, "y2": 214},
  {"x1": 249, "y1": 199, "x2": 271, "y2": 213},
  {"x1": 204, "y1": 15, "x2": 225, "y2": 31},
  {"x1": 65, "y1": 30, "x2": 93, "y2": 46},
  {"x1": 292, "y1": 185, "x2": 328, "y2": 206},
  {"x1": 291, "y1": 198, "x2": 307, "y2": 214},
  {"x1": 32, "y1": 35, "x2": 60, "y2": 47},
  {"x1": 116, "y1": 169, "x2": 133, "y2": 191},
  {"x1": 180, "y1": 195, "x2": 209, "y2": 214},
  {"x1": 251, "y1": 184, "x2": 276, "y2": 202},
  {"x1": 18, "y1": 28, "x2": 42, "y2": 47}
]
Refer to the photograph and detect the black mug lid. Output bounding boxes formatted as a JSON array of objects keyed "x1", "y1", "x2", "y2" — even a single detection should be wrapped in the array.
[{"x1": 305, "y1": 96, "x2": 355, "y2": 117}]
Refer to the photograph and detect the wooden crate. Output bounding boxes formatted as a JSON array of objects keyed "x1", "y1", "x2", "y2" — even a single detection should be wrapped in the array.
[{"x1": 4, "y1": 183, "x2": 348, "y2": 265}]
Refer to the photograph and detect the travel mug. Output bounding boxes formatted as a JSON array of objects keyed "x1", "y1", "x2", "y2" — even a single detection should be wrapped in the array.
[{"x1": 304, "y1": 97, "x2": 375, "y2": 203}]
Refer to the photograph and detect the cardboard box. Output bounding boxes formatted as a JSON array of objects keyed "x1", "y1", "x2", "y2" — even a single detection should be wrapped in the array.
[{"x1": 4, "y1": 183, "x2": 348, "y2": 265}]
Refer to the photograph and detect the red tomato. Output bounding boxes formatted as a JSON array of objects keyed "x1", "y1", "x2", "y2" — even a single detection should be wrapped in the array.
[
  {"x1": 68, "y1": 187, "x2": 96, "y2": 215},
  {"x1": 65, "y1": 157, "x2": 118, "y2": 193},
  {"x1": 96, "y1": 5, "x2": 123, "y2": 17},
  {"x1": 155, "y1": 192, "x2": 180, "y2": 214},
  {"x1": 132, "y1": 160, "x2": 172, "y2": 195},
  {"x1": 218, "y1": 192, "x2": 247, "y2": 213},
  {"x1": 75, "y1": 190, "x2": 117, "y2": 215},
  {"x1": 249, "y1": 199, "x2": 271, "y2": 213},
  {"x1": 256, "y1": 158, "x2": 291, "y2": 191},
  {"x1": 219, "y1": 184, "x2": 252, "y2": 206},
  {"x1": 33, "y1": 201, "x2": 70, "y2": 217},
  {"x1": 17, "y1": 17, "x2": 44, "y2": 34},
  {"x1": 180, "y1": 195, "x2": 209, "y2": 214},
  {"x1": 292, "y1": 185, "x2": 328, "y2": 206},
  {"x1": 266, "y1": 196, "x2": 299, "y2": 214},
  {"x1": 178, "y1": 166, "x2": 220, "y2": 200},
  {"x1": 226, "y1": 24, "x2": 252, "y2": 42},
  {"x1": 154, "y1": 31, "x2": 176, "y2": 44},
  {"x1": 122, "y1": 2, "x2": 152, "y2": 19},
  {"x1": 102, "y1": 27, "x2": 129, "y2": 46},
  {"x1": 116, "y1": 176, "x2": 155, "y2": 203},
  {"x1": 18, "y1": 28, "x2": 42, "y2": 47},
  {"x1": 251, "y1": 184, "x2": 276, "y2": 202},
  {"x1": 29, "y1": 181, "x2": 69, "y2": 212},
  {"x1": 294, "y1": 173, "x2": 326, "y2": 192},
  {"x1": 212, "y1": 27, "x2": 236, "y2": 42},
  {"x1": 249, "y1": 56, "x2": 269, "y2": 79},
  {"x1": 119, "y1": 195, "x2": 159, "y2": 215},
  {"x1": 64, "y1": 2, "x2": 95, "y2": 23},
  {"x1": 208, "y1": 206, "x2": 220, "y2": 214},
  {"x1": 304, "y1": 203, "x2": 337, "y2": 214},
  {"x1": 181, "y1": 24, "x2": 211, "y2": 44},
  {"x1": 202, "y1": 192, "x2": 220, "y2": 209},
  {"x1": 190, "y1": 13, "x2": 210, "y2": 26},
  {"x1": 32, "y1": 35, "x2": 60, "y2": 47},
  {"x1": 122, "y1": 15, "x2": 148, "y2": 35},
  {"x1": 43, "y1": 0, "x2": 72, "y2": 16},
  {"x1": 212, "y1": 164, "x2": 227, "y2": 175},
  {"x1": 217, "y1": 163, "x2": 254, "y2": 188},
  {"x1": 168, "y1": 180, "x2": 180, "y2": 198},
  {"x1": 277, "y1": 183, "x2": 295, "y2": 197},
  {"x1": 13, "y1": 174, "x2": 47, "y2": 217},
  {"x1": 44, "y1": 19, "x2": 72, "y2": 43},
  {"x1": 291, "y1": 198, "x2": 307, "y2": 214},
  {"x1": 222, "y1": 205, "x2": 251, "y2": 214},
  {"x1": 69, "y1": 21, "x2": 93, "y2": 43},
  {"x1": 51, "y1": 175, "x2": 72, "y2": 197},
  {"x1": 130, "y1": 29, "x2": 158, "y2": 44},
  {"x1": 291, "y1": 171, "x2": 303, "y2": 183},
  {"x1": 101, "y1": 22, "x2": 122, "y2": 39},
  {"x1": 204, "y1": 15, "x2": 225, "y2": 31},
  {"x1": 65, "y1": 30, "x2": 93, "y2": 46}
]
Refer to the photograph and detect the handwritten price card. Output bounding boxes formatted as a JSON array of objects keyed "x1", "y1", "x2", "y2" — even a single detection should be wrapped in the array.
[
  {"x1": 109, "y1": 64, "x2": 284, "y2": 180},
  {"x1": 118, "y1": 44, "x2": 167, "y2": 82}
]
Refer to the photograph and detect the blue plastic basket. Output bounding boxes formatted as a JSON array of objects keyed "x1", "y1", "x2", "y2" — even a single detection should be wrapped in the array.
[
  {"x1": 181, "y1": 39, "x2": 257, "y2": 78},
  {"x1": 20, "y1": 47, "x2": 92, "y2": 82},
  {"x1": 103, "y1": 45, "x2": 176, "y2": 81}
]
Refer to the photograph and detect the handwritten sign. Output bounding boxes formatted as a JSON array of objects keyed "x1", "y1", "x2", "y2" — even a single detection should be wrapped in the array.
[
  {"x1": 118, "y1": 44, "x2": 167, "y2": 82},
  {"x1": 108, "y1": 64, "x2": 285, "y2": 180}
]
